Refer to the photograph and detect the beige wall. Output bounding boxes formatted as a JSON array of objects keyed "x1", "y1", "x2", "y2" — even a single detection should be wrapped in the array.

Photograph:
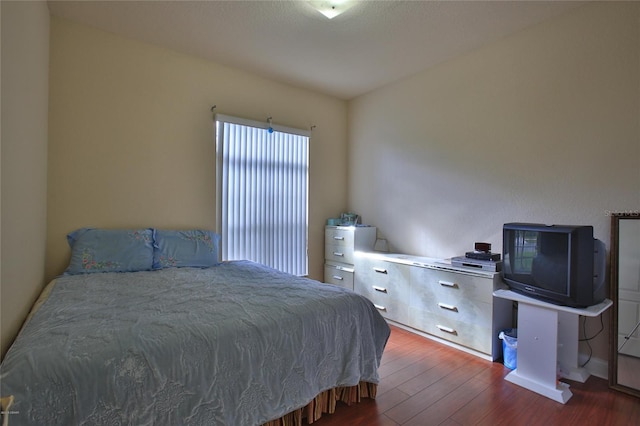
[
  {"x1": 0, "y1": 1, "x2": 50, "y2": 358},
  {"x1": 348, "y1": 2, "x2": 639, "y2": 364},
  {"x1": 5, "y1": 1, "x2": 638, "y2": 371},
  {"x1": 47, "y1": 17, "x2": 348, "y2": 282}
]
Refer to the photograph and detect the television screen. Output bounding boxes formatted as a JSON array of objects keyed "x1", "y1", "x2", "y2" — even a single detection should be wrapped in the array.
[{"x1": 506, "y1": 230, "x2": 569, "y2": 296}]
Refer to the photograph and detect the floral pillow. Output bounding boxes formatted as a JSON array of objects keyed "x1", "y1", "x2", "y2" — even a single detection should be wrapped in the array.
[
  {"x1": 152, "y1": 229, "x2": 220, "y2": 269},
  {"x1": 65, "y1": 228, "x2": 154, "y2": 275}
]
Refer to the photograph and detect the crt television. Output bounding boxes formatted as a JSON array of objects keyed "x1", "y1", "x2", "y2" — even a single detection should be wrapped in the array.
[{"x1": 502, "y1": 223, "x2": 606, "y2": 308}]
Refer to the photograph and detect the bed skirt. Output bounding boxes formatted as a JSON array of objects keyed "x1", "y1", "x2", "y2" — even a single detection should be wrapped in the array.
[
  {"x1": 0, "y1": 383, "x2": 376, "y2": 426},
  {"x1": 262, "y1": 381, "x2": 377, "y2": 426},
  {"x1": 1, "y1": 396, "x2": 15, "y2": 426}
]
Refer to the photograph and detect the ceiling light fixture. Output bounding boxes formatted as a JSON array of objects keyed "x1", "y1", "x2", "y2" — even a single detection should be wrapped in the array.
[{"x1": 308, "y1": 1, "x2": 357, "y2": 19}]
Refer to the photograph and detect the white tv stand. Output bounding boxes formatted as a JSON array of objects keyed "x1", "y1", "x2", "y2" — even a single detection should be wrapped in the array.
[{"x1": 493, "y1": 289, "x2": 612, "y2": 404}]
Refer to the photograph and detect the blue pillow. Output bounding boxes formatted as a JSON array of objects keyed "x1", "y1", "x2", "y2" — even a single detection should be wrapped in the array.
[
  {"x1": 152, "y1": 229, "x2": 220, "y2": 269},
  {"x1": 65, "y1": 228, "x2": 154, "y2": 275}
]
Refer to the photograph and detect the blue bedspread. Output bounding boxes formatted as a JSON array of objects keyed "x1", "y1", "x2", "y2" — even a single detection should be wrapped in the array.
[{"x1": 0, "y1": 261, "x2": 390, "y2": 425}]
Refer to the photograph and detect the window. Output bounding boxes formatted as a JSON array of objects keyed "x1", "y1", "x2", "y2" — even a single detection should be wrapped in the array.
[
  {"x1": 215, "y1": 114, "x2": 310, "y2": 276},
  {"x1": 513, "y1": 230, "x2": 538, "y2": 273}
]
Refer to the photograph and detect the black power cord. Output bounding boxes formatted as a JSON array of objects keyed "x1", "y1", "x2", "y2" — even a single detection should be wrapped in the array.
[{"x1": 578, "y1": 313, "x2": 605, "y2": 368}]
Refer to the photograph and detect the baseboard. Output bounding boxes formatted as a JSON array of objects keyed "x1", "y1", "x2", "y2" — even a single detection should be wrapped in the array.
[
  {"x1": 388, "y1": 320, "x2": 610, "y2": 381},
  {"x1": 580, "y1": 354, "x2": 608, "y2": 380}
]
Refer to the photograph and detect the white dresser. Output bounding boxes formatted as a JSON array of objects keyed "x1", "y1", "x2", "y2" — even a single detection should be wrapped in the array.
[
  {"x1": 323, "y1": 226, "x2": 376, "y2": 290},
  {"x1": 354, "y1": 251, "x2": 512, "y2": 361}
]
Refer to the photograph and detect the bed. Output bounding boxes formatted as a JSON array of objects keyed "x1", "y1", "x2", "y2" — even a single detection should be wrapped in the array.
[{"x1": 0, "y1": 229, "x2": 390, "y2": 426}]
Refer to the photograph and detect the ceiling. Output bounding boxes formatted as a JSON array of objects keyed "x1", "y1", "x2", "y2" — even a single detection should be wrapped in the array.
[{"x1": 47, "y1": 0, "x2": 586, "y2": 100}]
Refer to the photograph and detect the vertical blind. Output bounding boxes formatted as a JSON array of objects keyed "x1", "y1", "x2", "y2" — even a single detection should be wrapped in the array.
[{"x1": 215, "y1": 114, "x2": 310, "y2": 276}]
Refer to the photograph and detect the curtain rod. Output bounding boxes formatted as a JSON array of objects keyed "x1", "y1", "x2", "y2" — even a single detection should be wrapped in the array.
[{"x1": 210, "y1": 105, "x2": 315, "y2": 132}]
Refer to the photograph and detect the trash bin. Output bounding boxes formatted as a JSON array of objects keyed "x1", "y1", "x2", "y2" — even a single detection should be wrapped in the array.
[{"x1": 499, "y1": 328, "x2": 517, "y2": 370}]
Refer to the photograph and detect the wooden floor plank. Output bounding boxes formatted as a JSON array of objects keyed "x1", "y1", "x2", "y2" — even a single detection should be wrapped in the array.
[
  {"x1": 313, "y1": 325, "x2": 639, "y2": 426},
  {"x1": 402, "y1": 377, "x2": 490, "y2": 426}
]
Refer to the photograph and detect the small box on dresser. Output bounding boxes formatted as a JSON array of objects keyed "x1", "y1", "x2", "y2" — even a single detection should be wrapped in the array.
[{"x1": 323, "y1": 225, "x2": 376, "y2": 290}]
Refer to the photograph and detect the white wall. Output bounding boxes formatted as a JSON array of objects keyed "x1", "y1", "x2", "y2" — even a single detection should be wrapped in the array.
[
  {"x1": 0, "y1": 1, "x2": 50, "y2": 358},
  {"x1": 348, "y1": 2, "x2": 639, "y2": 362},
  {"x1": 47, "y1": 17, "x2": 348, "y2": 282}
]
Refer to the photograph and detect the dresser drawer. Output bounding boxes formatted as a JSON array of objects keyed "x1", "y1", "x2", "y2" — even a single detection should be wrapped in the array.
[
  {"x1": 412, "y1": 267, "x2": 495, "y2": 304},
  {"x1": 325, "y1": 227, "x2": 354, "y2": 249},
  {"x1": 368, "y1": 296, "x2": 409, "y2": 323},
  {"x1": 324, "y1": 263, "x2": 354, "y2": 290},
  {"x1": 408, "y1": 310, "x2": 493, "y2": 355},
  {"x1": 355, "y1": 286, "x2": 408, "y2": 323},
  {"x1": 434, "y1": 299, "x2": 493, "y2": 328},
  {"x1": 325, "y1": 244, "x2": 355, "y2": 264}
]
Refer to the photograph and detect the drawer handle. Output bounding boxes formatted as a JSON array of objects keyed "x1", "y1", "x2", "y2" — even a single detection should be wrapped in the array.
[
  {"x1": 439, "y1": 280, "x2": 458, "y2": 288},
  {"x1": 333, "y1": 252, "x2": 344, "y2": 257},
  {"x1": 373, "y1": 267, "x2": 388, "y2": 274},
  {"x1": 374, "y1": 304, "x2": 387, "y2": 311},
  {"x1": 332, "y1": 275, "x2": 344, "y2": 281},
  {"x1": 436, "y1": 324, "x2": 457, "y2": 335},
  {"x1": 438, "y1": 302, "x2": 458, "y2": 312},
  {"x1": 373, "y1": 286, "x2": 388, "y2": 293},
  {"x1": 333, "y1": 236, "x2": 345, "y2": 240}
]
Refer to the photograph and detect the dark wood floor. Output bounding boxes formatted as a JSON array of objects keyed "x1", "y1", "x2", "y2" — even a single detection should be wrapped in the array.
[{"x1": 314, "y1": 325, "x2": 640, "y2": 426}]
